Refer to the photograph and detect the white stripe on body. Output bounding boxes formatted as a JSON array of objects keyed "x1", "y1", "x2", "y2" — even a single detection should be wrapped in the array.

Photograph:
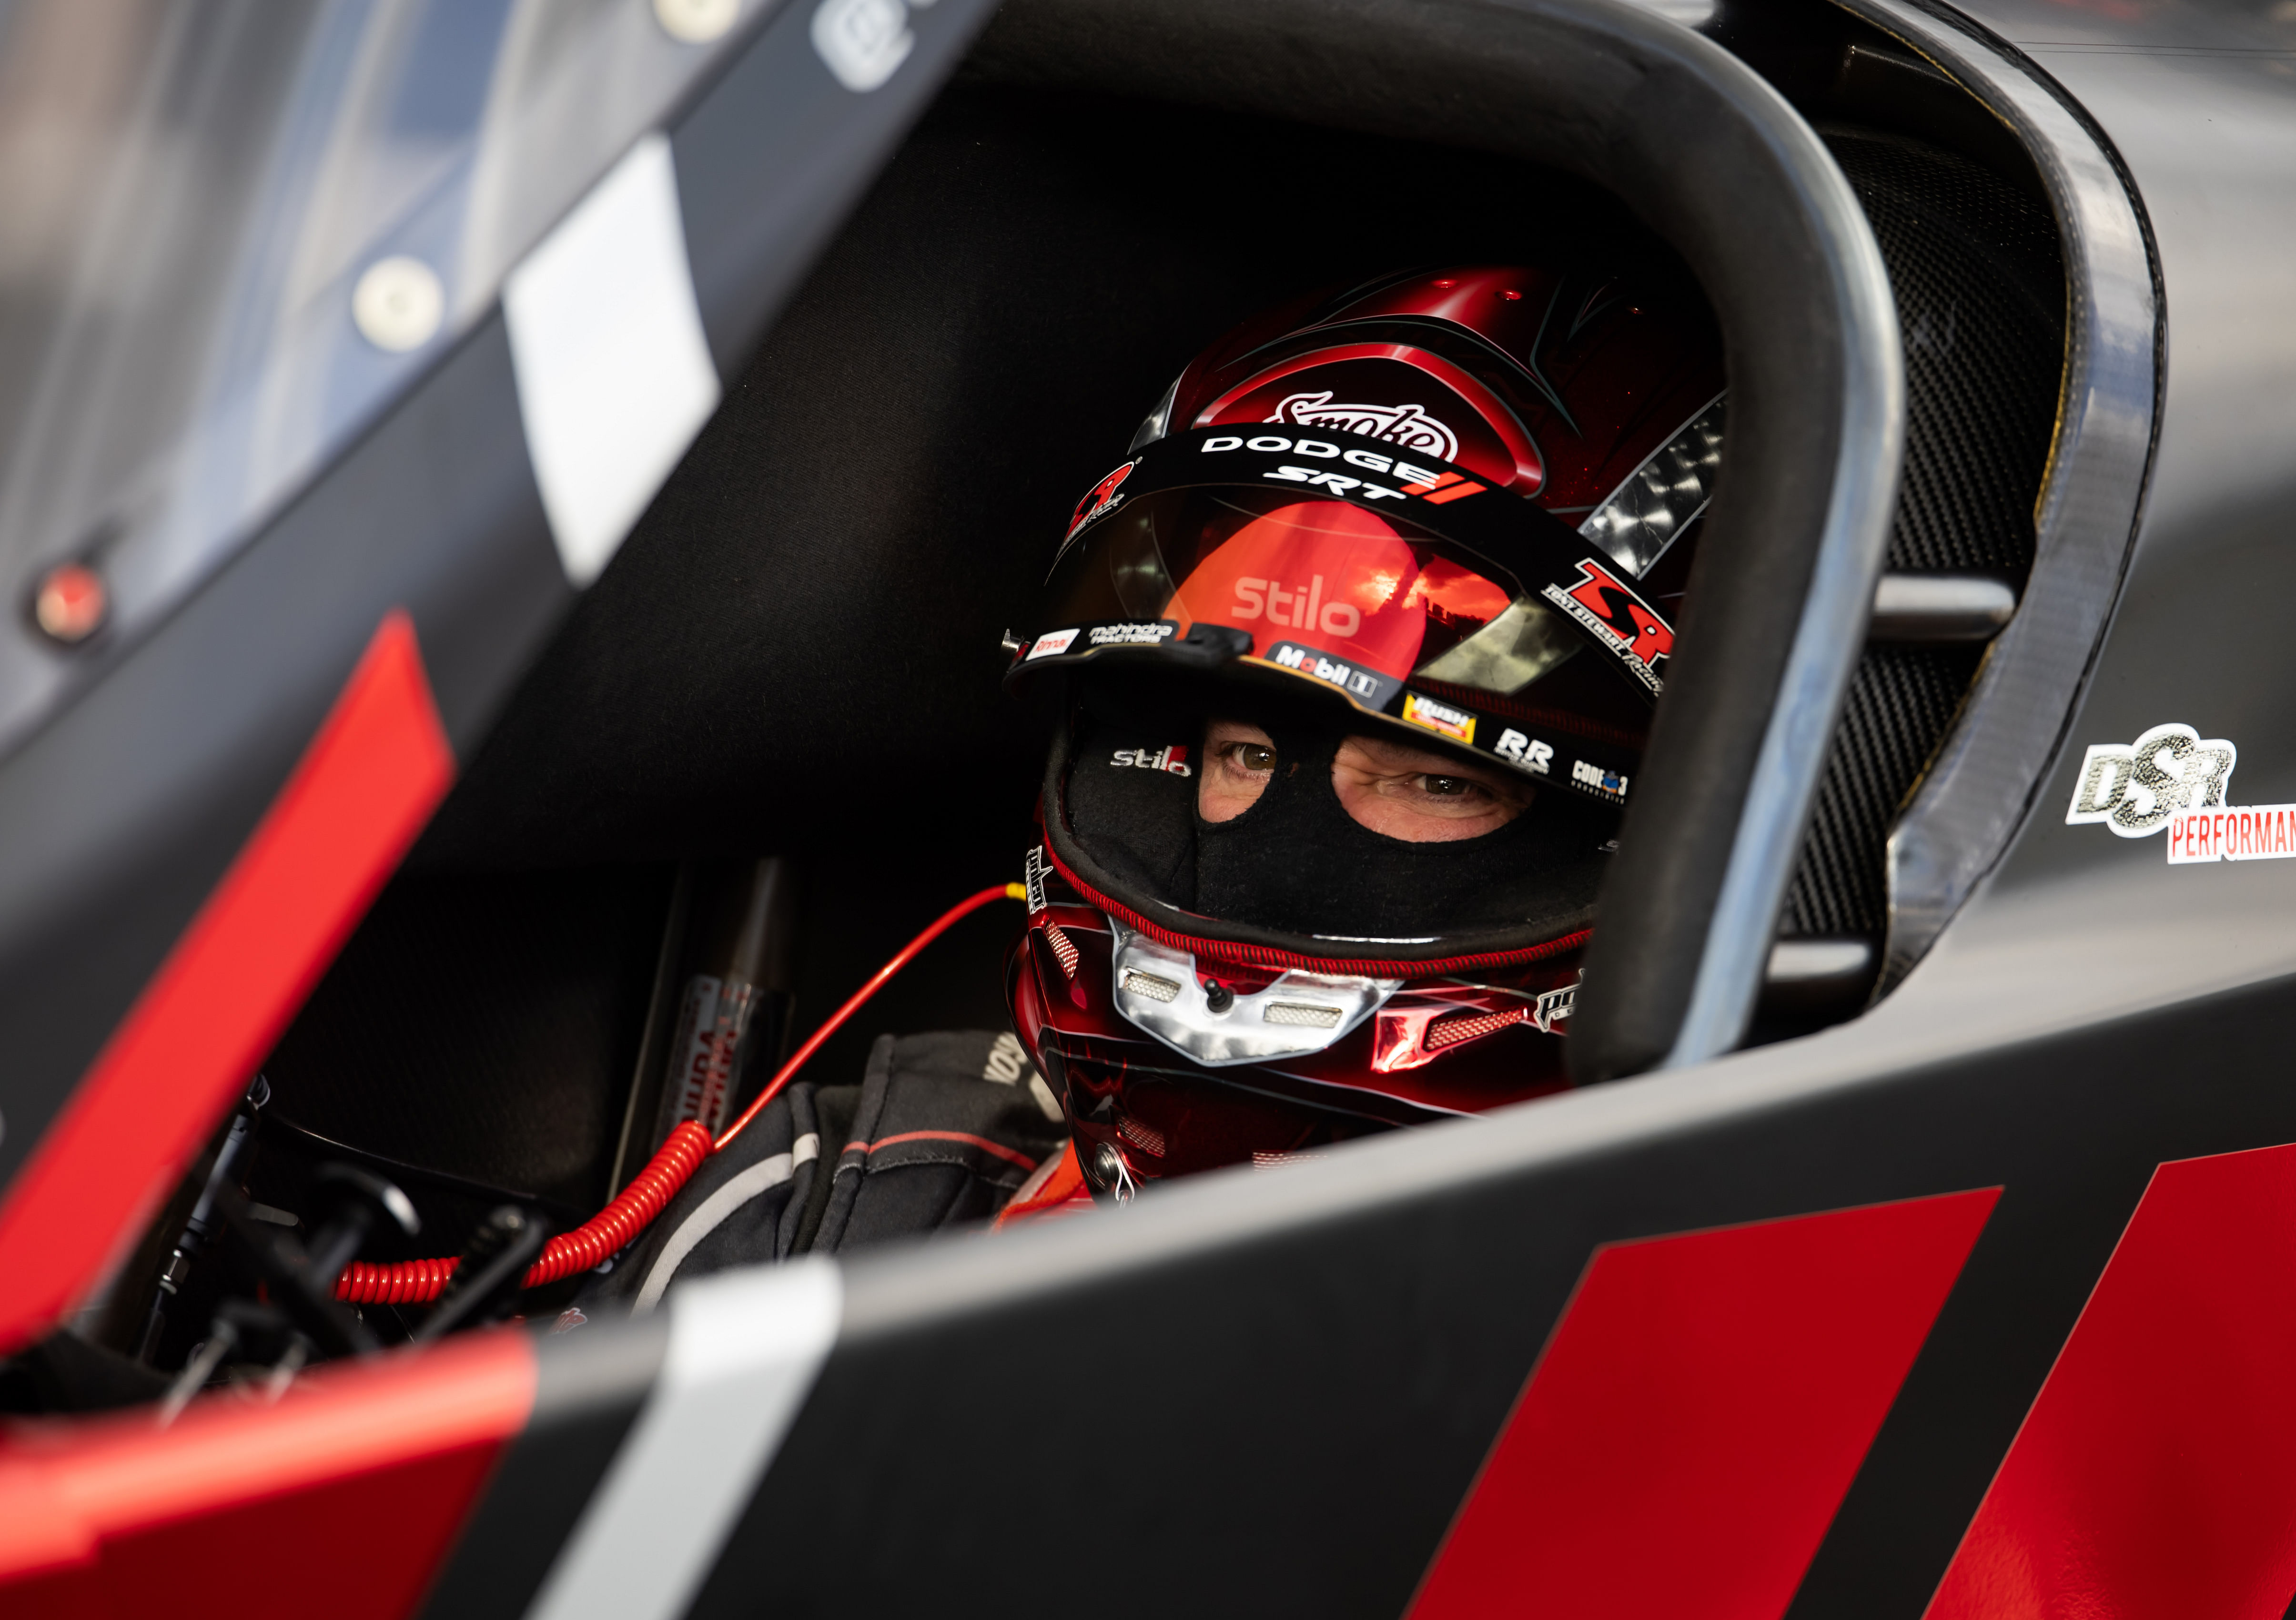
[
  {"x1": 525, "y1": 1258, "x2": 841, "y2": 1620},
  {"x1": 505, "y1": 132, "x2": 721, "y2": 587}
]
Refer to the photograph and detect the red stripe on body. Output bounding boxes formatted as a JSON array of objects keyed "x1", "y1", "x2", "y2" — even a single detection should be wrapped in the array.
[
  {"x1": 0, "y1": 612, "x2": 455, "y2": 1356},
  {"x1": 1410, "y1": 1188, "x2": 1997, "y2": 1620},
  {"x1": 0, "y1": 1329, "x2": 533, "y2": 1618},
  {"x1": 1927, "y1": 1141, "x2": 2296, "y2": 1620}
]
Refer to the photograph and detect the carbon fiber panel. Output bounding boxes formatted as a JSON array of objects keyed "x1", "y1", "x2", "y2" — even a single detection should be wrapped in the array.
[
  {"x1": 1782, "y1": 130, "x2": 2062, "y2": 939},
  {"x1": 1785, "y1": 645, "x2": 1982, "y2": 936}
]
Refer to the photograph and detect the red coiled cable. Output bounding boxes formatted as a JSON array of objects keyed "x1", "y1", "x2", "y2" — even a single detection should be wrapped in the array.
[
  {"x1": 336, "y1": 1121, "x2": 713, "y2": 1305},
  {"x1": 336, "y1": 1254, "x2": 457, "y2": 1307},
  {"x1": 334, "y1": 883, "x2": 1025, "y2": 1308}
]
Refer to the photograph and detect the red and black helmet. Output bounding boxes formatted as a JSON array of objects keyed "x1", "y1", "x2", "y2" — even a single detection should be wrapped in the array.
[{"x1": 1005, "y1": 264, "x2": 1723, "y2": 1197}]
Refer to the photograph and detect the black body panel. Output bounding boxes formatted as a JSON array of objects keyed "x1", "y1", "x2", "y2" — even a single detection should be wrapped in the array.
[
  {"x1": 0, "y1": 315, "x2": 564, "y2": 1198},
  {"x1": 684, "y1": 973, "x2": 2289, "y2": 1619}
]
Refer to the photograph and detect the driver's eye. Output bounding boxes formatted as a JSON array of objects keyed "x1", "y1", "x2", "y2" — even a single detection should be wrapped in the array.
[
  {"x1": 1226, "y1": 743, "x2": 1276, "y2": 772},
  {"x1": 1421, "y1": 775, "x2": 1474, "y2": 797}
]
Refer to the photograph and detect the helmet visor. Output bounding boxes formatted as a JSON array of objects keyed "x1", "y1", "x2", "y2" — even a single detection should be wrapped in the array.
[
  {"x1": 1036, "y1": 485, "x2": 1586, "y2": 714},
  {"x1": 1013, "y1": 426, "x2": 1667, "y2": 805}
]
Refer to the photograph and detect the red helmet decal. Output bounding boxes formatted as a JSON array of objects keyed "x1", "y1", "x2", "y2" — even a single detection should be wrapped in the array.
[
  {"x1": 1543, "y1": 557, "x2": 1676, "y2": 692},
  {"x1": 1065, "y1": 458, "x2": 1138, "y2": 542}
]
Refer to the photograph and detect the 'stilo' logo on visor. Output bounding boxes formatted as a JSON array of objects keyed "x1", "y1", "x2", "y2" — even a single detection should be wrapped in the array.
[
  {"x1": 1230, "y1": 575, "x2": 1359, "y2": 639},
  {"x1": 1540, "y1": 558, "x2": 1675, "y2": 693}
]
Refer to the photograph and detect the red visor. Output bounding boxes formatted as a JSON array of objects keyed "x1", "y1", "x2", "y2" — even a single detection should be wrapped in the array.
[
  {"x1": 1029, "y1": 484, "x2": 1596, "y2": 714},
  {"x1": 1167, "y1": 498, "x2": 1513, "y2": 677}
]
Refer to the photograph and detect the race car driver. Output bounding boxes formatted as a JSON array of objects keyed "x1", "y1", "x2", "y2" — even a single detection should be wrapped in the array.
[{"x1": 574, "y1": 261, "x2": 1724, "y2": 1312}]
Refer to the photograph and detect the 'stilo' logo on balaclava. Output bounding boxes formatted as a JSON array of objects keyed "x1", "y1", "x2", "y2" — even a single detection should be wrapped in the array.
[{"x1": 1267, "y1": 392, "x2": 1460, "y2": 462}]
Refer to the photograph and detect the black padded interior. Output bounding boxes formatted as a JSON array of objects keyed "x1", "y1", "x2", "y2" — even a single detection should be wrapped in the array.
[{"x1": 411, "y1": 90, "x2": 1692, "y2": 874}]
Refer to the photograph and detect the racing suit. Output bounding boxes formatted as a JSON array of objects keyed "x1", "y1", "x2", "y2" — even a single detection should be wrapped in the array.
[{"x1": 565, "y1": 1030, "x2": 1073, "y2": 1319}]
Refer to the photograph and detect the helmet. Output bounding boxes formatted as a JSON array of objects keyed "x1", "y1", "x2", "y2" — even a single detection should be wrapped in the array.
[{"x1": 1004, "y1": 264, "x2": 1724, "y2": 1197}]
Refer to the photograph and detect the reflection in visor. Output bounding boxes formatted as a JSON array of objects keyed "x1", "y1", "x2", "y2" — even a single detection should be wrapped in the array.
[
  {"x1": 1054, "y1": 487, "x2": 1583, "y2": 703},
  {"x1": 1167, "y1": 501, "x2": 1428, "y2": 676}
]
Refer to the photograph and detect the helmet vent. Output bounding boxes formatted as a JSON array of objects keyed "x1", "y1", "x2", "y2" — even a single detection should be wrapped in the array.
[
  {"x1": 1121, "y1": 969, "x2": 1183, "y2": 1003},
  {"x1": 1426, "y1": 1007, "x2": 1533, "y2": 1050},
  {"x1": 1044, "y1": 922, "x2": 1081, "y2": 982},
  {"x1": 1118, "y1": 1115, "x2": 1169, "y2": 1157},
  {"x1": 1263, "y1": 1002, "x2": 1344, "y2": 1029}
]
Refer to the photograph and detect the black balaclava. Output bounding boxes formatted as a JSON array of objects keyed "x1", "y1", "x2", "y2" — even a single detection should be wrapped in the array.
[
  {"x1": 1194, "y1": 711, "x2": 1598, "y2": 939},
  {"x1": 1060, "y1": 680, "x2": 1607, "y2": 945}
]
